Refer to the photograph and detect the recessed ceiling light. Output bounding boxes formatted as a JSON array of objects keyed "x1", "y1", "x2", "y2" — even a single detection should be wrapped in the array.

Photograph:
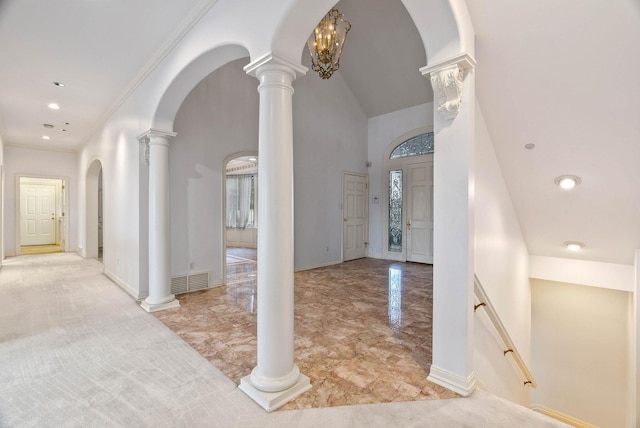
[
  {"x1": 524, "y1": 143, "x2": 535, "y2": 150},
  {"x1": 64, "y1": 122, "x2": 70, "y2": 125},
  {"x1": 53, "y1": 82, "x2": 65, "y2": 87},
  {"x1": 60, "y1": 128, "x2": 66, "y2": 132},
  {"x1": 43, "y1": 123, "x2": 54, "y2": 128},
  {"x1": 48, "y1": 103, "x2": 61, "y2": 110},
  {"x1": 42, "y1": 135, "x2": 50, "y2": 140},
  {"x1": 564, "y1": 241, "x2": 585, "y2": 251},
  {"x1": 554, "y1": 175, "x2": 581, "y2": 190}
]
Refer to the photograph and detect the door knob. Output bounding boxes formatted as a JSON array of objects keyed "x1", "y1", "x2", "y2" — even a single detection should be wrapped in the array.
[
  {"x1": 344, "y1": 218, "x2": 348, "y2": 222},
  {"x1": 407, "y1": 219, "x2": 411, "y2": 230}
]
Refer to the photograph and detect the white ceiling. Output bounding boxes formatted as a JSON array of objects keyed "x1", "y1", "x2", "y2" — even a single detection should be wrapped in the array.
[
  {"x1": 0, "y1": 0, "x2": 208, "y2": 151},
  {"x1": 0, "y1": 0, "x2": 638, "y2": 265}
]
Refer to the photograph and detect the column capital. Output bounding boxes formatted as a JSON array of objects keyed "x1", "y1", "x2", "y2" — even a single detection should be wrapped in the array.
[
  {"x1": 244, "y1": 52, "x2": 308, "y2": 80},
  {"x1": 137, "y1": 129, "x2": 176, "y2": 165},
  {"x1": 137, "y1": 128, "x2": 177, "y2": 144},
  {"x1": 420, "y1": 53, "x2": 476, "y2": 120}
]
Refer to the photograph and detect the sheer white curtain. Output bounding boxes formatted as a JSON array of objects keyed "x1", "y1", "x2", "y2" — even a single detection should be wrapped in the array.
[{"x1": 226, "y1": 175, "x2": 253, "y2": 228}]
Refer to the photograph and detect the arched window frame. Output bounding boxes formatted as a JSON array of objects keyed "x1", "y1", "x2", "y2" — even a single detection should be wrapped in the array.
[{"x1": 389, "y1": 132, "x2": 434, "y2": 160}]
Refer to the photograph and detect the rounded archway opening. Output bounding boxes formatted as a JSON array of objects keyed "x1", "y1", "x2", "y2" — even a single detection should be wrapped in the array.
[
  {"x1": 223, "y1": 152, "x2": 258, "y2": 289},
  {"x1": 85, "y1": 159, "x2": 103, "y2": 261}
]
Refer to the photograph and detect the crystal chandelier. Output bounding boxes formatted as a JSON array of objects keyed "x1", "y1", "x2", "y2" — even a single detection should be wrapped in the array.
[{"x1": 307, "y1": 8, "x2": 351, "y2": 79}]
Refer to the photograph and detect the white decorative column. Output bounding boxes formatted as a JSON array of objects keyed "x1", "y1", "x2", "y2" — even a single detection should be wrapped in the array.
[
  {"x1": 239, "y1": 53, "x2": 310, "y2": 412},
  {"x1": 138, "y1": 129, "x2": 180, "y2": 313},
  {"x1": 420, "y1": 53, "x2": 478, "y2": 396}
]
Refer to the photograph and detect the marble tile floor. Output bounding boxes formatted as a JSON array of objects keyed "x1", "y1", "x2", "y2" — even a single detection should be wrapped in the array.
[
  {"x1": 155, "y1": 257, "x2": 458, "y2": 410},
  {"x1": 0, "y1": 253, "x2": 567, "y2": 427}
]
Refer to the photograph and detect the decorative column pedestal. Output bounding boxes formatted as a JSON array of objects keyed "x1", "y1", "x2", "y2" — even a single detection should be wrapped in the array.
[
  {"x1": 238, "y1": 54, "x2": 310, "y2": 412},
  {"x1": 138, "y1": 129, "x2": 180, "y2": 313}
]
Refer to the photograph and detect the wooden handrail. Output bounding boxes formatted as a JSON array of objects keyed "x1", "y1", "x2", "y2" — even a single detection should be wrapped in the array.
[{"x1": 474, "y1": 274, "x2": 537, "y2": 388}]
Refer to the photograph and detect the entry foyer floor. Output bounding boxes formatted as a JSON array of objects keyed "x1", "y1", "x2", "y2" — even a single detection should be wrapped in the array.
[{"x1": 155, "y1": 252, "x2": 457, "y2": 409}]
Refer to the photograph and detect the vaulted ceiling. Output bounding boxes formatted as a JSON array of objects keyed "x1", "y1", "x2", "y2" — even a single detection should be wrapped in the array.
[{"x1": 0, "y1": 0, "x2": 638, "y2": 265}]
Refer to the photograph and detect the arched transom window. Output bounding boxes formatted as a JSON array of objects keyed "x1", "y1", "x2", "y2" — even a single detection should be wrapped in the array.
[{"x1": 389, "y1": 132, "x2": 434, "y2": 159}]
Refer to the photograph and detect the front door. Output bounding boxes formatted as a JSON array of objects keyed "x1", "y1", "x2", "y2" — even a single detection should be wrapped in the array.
[
  {"x1": 343, "y1": 173, "x2": 368, "y2": 261},
  {"x1": 406, "y1": 161, "x2": 433, "y2": 263},
  {"x1": 20, "y1": 183, "x2": 57, "y2": 246}
]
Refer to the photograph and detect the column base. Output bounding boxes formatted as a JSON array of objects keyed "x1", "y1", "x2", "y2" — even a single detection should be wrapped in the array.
[
  {"x1": 239, "y1": 373, "x2": 311, "y2": 412},
  {"x1": 427, "y1": 364, "x2": 477, "y2": 397},
  {"x1": 140, "y1": 297, "x2": 180, "y2": 313}
]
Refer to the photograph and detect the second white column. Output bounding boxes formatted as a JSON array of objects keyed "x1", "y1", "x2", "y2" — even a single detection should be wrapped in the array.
[{"x1": 239, "y1": 54, "x2": 310, "y2": 412}]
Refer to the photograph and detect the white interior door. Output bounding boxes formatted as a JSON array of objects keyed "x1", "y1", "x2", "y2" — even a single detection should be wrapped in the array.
[
  {"x1": 343, "y1": 173, "x2": 368, "y2": 261},
  {"x1": 406, "y1": 161, "x2": 433, "y2": 263},
  {"x1": 20, "y1": 183, "x2": 57, "y2": 246}
]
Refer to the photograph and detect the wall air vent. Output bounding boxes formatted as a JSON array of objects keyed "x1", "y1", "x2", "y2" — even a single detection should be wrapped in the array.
[{"x1": 171, "y1": 272, "x2": 210, "y2": 295}]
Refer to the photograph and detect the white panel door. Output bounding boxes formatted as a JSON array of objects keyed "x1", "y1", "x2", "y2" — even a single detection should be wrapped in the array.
[
  {"x1": 406, "y1": 162, "x2": 433, "y2": 263},
  {"x1": 21, "y1": 183, "x2": 56, "y2": 246},
  {"x1": 343, "y1": 173, "x2": 368, "y2": 261}
]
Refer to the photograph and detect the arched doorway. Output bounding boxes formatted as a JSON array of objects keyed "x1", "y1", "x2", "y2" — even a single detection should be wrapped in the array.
[
  {"x1": 223, "y1": 152, "x2": 258, "y2": 289},
  {"x1": 85, "y1": 159, "x2": 103, "y2": 261},
  {"x1": 383, "y1": 127, "x2": 434, "y2": 263}
]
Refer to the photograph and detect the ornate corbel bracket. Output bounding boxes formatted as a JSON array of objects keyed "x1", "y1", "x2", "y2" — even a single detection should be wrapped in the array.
[
  {"x1": 420, "y1": 53, "x2": 476, "y2": 121},
  {"x1": 139, "y1": 136, "x2": 150, "y2": 165}
]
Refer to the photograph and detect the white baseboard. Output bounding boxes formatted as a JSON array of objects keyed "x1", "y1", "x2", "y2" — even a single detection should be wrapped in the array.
[
  {"x1": 209, "y1": 278, "x2": 223, "y2": 288},
  {"x1": 530, "y1": 404, "x2": 598, "y2": 428},
  {"x1": 366, "y1": 253, "x2": 383, "y2": 259},
  {"x1": 427, "y1": 365, "x2": 477, "y2": 397},
  {"x1": 104, "y1": 269, "x2": 146, "y2": 301},
  {"x1": 294, "y1": 260, "x2": 342, "y2": 272}
]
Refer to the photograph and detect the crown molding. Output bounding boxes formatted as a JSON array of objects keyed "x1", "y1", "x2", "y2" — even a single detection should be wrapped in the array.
[{"x1": 4, "y1": 142, "x2": 78, "y2": 154}]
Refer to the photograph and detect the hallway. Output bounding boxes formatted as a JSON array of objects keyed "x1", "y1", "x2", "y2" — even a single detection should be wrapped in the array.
[{"x1": 0, "y1": 253, "x2": 565, "y2": 426}]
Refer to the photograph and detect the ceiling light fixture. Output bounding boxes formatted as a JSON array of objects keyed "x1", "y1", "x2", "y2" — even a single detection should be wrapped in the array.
[
  {"x1": 43, "y1": 123, "x2": 54, "y2": 128},
  {"x1": 564, "y1": 241, "x2": 585, "y2": 251},
  {"x1": 307, "y1": 8, "x2": 351, "y2": 79},
  {"x1": 53, "y1": 81, "x2": 65, "y2": 87},
  {"x1": 554, "y1": 175, "x2": 581, "y2": 190},
  {"x1": 48, "y1": 103, "x2": 61, "y2": 110},
  {"x1": 42, "y1": 135, "x2": 50, "y2": 140},
  {"x1": 248, "y1": 157, "x2": 257, "y2": 162},
  {"x1": 524, "y1": 143, "x2": 535, "y2": 150}
]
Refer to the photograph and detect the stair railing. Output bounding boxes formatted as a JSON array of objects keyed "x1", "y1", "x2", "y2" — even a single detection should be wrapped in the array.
[{"x1": 473, "y1": 274, "x2": 537, "y2": 387}]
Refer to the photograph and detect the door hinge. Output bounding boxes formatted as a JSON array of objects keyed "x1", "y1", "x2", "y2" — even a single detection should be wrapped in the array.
[{"x1": 62, "y1": 185, "x2": 65, "y2": 190}]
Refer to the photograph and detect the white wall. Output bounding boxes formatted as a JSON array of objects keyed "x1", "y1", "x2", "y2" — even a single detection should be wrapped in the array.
[
  {"x1": 77, "y1": 109, "x2": 145, "y2": 298},
  {"x1": 531, "y1": 279, "x2": 630, "y2": 428},
  {"x1": 169, "y1": 56, "x2": 368, "y2": 283},
  {"x1": 4, "y1": 146, "x2": 78, "y2": 256},
  {"x1": 367, "y1": 103, "x2": 433, "y2": 258},
  {"x1": 293, "y1": 58, "x2": 368, "y2": 270},
  {"x1": 473, "y1": 102, "x2": 532, "y2": 399},
  {"x1": 170, "y1": 58, "x2": 259, "y2": 284}
]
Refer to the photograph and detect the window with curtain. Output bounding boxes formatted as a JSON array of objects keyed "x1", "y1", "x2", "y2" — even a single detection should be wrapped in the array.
[{"x1": 226, "y1": 174, "x2": 257, "y2": 228}]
